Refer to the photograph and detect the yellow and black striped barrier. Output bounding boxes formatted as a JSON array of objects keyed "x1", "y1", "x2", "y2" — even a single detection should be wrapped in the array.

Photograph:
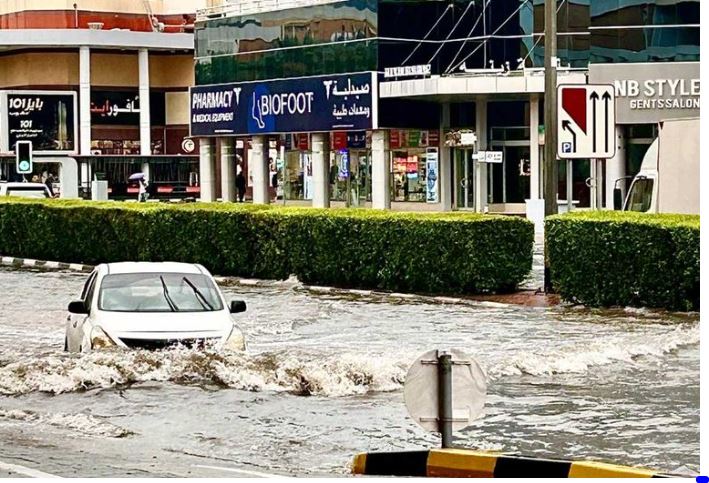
[{"x1": 352, "y1": 449, "x2": 673, "y2": 478}]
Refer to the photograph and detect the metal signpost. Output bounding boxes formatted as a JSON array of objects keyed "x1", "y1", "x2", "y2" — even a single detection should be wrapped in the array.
[
  {"x1": 557, "y1": 85, "x2": 616, "y2": 159},
  {"x1": 404, "y1": 349, "x2": 487, "y2": 448}
]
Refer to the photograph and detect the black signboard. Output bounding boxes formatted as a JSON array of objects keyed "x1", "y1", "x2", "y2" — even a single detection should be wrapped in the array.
[
  {"x1": 91, "y1": 91, "x2": 166, "y2": 126},
  {"x1": 5, "y1": 92, "x2": 77, "y2": 152}
]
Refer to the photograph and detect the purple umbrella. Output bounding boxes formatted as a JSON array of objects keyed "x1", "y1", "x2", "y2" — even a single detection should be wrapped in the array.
[{"x1": 128, "y1": 172, "x2": 145, "y2": 181}]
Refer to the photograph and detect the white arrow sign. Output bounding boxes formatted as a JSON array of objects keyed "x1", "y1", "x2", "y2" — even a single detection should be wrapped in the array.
[{"x1": 557, "y1": 84, "x2": 616, "y2": 159}]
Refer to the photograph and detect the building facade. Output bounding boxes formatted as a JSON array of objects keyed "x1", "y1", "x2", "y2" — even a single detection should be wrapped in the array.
[
  {"x1": 0, "y1": 0, "x2": 214, "y2": 199},
  {"x1": 192, "y1": 0, "x2": 699, "y2": 216}
]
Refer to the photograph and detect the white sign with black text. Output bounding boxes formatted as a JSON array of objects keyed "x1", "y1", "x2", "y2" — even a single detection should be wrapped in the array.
[
  {"x1": 476, "y1": 150, "x2": 503, "y2": 163},
  {"x1": 384, "y1": 64, "x2": 432, "y2": 79}
]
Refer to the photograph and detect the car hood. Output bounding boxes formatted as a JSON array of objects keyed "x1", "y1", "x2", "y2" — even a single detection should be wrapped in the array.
[{"x1": 94, "y1": 310, "x2": 233, "y2": 340}]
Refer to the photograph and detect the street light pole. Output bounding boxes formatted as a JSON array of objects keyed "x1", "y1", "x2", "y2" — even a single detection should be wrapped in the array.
[{"x1": 543, "y1": 0, "x2": 558, "y2": 217}]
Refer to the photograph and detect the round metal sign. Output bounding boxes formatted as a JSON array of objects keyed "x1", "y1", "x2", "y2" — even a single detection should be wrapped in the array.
[
  {"x1": 404, "y1": 349, "x2": 487, "y2": 432},
  {"x1": 181, "y1": 138, "x2": 195, "y2": 153}
]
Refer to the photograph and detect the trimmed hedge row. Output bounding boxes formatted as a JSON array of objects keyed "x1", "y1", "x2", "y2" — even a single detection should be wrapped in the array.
[
  {"x1": 0, "y1": 199, "x2": 534, "y2": 295},
  {"x1": 546, "y1": 211, "x2": 699, "y2": 311}
]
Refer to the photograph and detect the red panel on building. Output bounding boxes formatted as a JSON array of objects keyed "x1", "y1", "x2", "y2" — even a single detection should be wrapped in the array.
[
  {"x1": 297, "y1": 133, "x2": 310, "y2": 151},
  {"x1": 332, "y1": 131, "x2": 347, "y2": 150},
  {"x1": 389, "y1": 130, "x2": 401, "y2": 149}
]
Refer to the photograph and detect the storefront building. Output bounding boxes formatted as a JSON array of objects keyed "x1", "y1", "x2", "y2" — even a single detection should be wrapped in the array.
[
  {"x1": 192, "y1": 0, "x2": 699, "y2": 215},
  {"x1": 0, "y1": 0, "x2": 209, "y2": 200}
]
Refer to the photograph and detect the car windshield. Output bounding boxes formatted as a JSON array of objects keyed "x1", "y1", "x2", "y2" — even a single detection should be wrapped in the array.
[
  {"x1": 98, "y1": 273, "x2": 224, "y2": 312},
  {"x1": 624, "y1": 178, "x2": 654, "y2": 212}
]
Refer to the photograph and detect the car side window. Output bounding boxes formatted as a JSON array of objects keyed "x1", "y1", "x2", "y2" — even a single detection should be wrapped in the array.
[{"x1": 80, "y1": 272, "x2": 98, "y2": 303}]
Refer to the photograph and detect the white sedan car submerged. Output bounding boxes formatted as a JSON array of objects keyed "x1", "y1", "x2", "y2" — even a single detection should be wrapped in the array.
[{"x1": 65, "y1": 262, "x2": 246, "y2": 352}]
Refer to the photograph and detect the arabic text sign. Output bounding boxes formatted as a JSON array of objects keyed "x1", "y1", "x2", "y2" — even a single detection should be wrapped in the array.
[
  {"x1": 189, "y1": 72, "x2": 377, "y2": 136},
  {"x1": 90, "y1": 91, "x2": 165, "y2": 126},
  {"x1": 2, "y1": 91, "x2": 77, "y2": 153},
  {"x1": 557, "y1": 84, "x2": 616, "y2": 159}
]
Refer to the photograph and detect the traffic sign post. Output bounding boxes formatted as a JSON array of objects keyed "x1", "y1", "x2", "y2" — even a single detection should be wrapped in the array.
[
  {"x1": 557, "y1": 85, "x2": 616, "y2": 159},
  {"x1": 404, "y1": 349, "x2": 487, "y2": 449},
  {"x1": 15, "y1": 141, "x2": 33, "y2": 174}
]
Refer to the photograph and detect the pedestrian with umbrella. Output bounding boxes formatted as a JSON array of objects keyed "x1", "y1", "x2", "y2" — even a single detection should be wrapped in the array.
[{"x1": 129, "y1": 172, "x2": 149, "y2": 202}]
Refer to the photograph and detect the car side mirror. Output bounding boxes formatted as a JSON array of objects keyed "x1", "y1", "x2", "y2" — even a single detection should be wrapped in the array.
[
  {"x1": 613, "y1": 187, "x2": 623, "y2": 210},
  {"x1": 68, "y1": 300, "x2": 88, "y2": 314},
  {"x1": 230, "y1": 300, "x2": 246, "y2": 314}
]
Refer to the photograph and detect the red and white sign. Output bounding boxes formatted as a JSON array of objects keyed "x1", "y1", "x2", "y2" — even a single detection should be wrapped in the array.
[{"x1": 558, "y1": 84, "x2": 616, "y2": 159}]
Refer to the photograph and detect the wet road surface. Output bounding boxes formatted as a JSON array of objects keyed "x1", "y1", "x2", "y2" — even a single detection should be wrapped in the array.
[{"x1": 0, "y1": 267, "x2": 699, "y2": 477}]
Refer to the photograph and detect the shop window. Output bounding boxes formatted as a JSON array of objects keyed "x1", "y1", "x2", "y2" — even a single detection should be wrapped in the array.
[
  {"x1": 391, "y1": 150, "x2": 427, "y2": 202},
  {"x1": 90, "y1": 139, "x2": 141, "y2": 155},
  {"x1": 283, "y1": 149, "x2": 312, "y2": 201}
]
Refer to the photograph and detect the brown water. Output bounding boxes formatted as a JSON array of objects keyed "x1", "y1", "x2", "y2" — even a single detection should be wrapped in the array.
[{"x1": 0, "y1": 267, "x2": 699, "y2": 477}]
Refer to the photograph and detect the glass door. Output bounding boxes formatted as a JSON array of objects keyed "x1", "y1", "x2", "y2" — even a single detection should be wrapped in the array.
[
  {"x1": 351, "y1": 150, "x2": 371, "y2": 206},
  {"x1": 454, "y1": 148, "x2": 475, "y2": 209}
]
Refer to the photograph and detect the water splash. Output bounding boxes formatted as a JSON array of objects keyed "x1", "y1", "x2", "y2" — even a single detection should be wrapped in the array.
[
  {"x1": 0, "y1": 324, "x2": 697, "y2": 397},
  {"x1": 0, "y1": 408, "x2": 133, "y2": 438},
  {"x1": 491, "y1": 324, "x2": 699, "y2": 377},
  {"x1": 0, "y1": 349, "x2": 407, "y2": 397}
]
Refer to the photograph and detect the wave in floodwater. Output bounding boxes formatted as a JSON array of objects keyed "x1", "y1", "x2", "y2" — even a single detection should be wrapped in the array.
[
  {"x1": 490, "y1": 324, "x2": 699, "y2": 377},
  {"x1": 0, "y1": 324, "x2": 697, "y2": 397},
  {"x1": 0, "y1": 408, "x2": 133, "y2": 438},
  {"x1": 0, "y1": 349, "x2": 407, "y2": 397}
]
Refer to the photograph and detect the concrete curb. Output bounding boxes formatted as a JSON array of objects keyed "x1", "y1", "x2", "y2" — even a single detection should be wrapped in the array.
[
  {"x1": 0, "y1": 256, "x2": 92, "y2": 273},
  {"x1": 0, "y1": 255, "x2": 510, "y2": 309},
  {"x1": 352, "y1": 449, "x2": 673, "y2": 478}
]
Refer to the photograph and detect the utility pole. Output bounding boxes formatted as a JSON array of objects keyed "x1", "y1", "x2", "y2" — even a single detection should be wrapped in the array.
[
  {"x1": 543, "y1": 0, "x2": 558, "y2": 293},
  {"x1": 543, "y1": 0, "x2": 558, "y2": 217}
]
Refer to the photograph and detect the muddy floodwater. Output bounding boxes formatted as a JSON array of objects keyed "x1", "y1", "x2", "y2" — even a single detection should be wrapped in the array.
[{"x1": 0, "y1": 267, "x2": 699, "y2": 477}]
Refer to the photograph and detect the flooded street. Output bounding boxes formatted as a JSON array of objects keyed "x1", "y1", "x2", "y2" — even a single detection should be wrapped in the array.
[{"x1": 0, "y1": 266, "x2": 699, "y2": 477}]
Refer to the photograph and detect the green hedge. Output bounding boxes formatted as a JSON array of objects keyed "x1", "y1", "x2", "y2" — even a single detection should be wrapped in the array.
[
  {"x1": 0, "y1": 199, "x2": 534, "y2": 295},
  {"x1": 546, "y1": 211, "x2": 699, "y2": 311}
]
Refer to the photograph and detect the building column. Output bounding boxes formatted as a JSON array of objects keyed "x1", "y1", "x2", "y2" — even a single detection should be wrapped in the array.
[
  {"x1": 604, "y1": 125, "x2": 626, "y2": 209},
  {"x1": 220, "y1": 138, "x2": 236, "y2": 202},
  {"x1": 526, "y1": 95, "x2": 545, "y2": 234},
  {"x1": 138, "y1": 48, "x2": 151, "y2": 183},
  {"x1": 79, "y1": 46, "x2": 91, "y2": 155},
  {"x1": 371, "y1": 129, "x2": 391, "y2": 210},
  {"x1": 439, "y1": 103, "x2": 453, "y2": 211},
  {"x1": 199, "y1": 138, "x2": 216, "y2": 202},
  {"x1": 311, "y1": 132, "x2": 330, "y2": 208},
  {"x1": 475, "y1": 99, "x2": 488, "y2": 213},
  {"x1": 251, "y1": 135, "x2": 270, "y2": 205},
  {"x1": 79, "y1": 46, "x2": 91, "y2": 191},
  {"x1": 529, "y1": 95, "x2": 541, "y2": 199}
]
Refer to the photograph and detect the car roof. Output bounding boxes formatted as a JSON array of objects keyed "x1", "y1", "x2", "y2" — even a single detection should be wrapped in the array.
[
  {"x1": 102, "y1": 262, "x2": 206, "y2": 275},
  {"x1": 2, "y1": 182, "x2": 48, "y2": 188}
]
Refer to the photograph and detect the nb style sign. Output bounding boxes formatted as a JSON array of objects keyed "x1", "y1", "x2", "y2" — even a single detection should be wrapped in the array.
[{"x1": 557, "y1": 84, "x2": 616, "y2": 159}]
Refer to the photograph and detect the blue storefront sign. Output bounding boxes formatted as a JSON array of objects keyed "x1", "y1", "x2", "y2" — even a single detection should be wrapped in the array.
[{"x1": 190, "y1": 72, "x2": 377, "y2": 137}]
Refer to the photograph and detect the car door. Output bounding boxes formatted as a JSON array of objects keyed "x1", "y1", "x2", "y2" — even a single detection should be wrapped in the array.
[{"x1": 67, "y1": 270, "x2": 98, "y2": 351}]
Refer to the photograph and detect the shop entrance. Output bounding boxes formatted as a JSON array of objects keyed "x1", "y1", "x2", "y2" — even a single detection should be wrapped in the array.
[
  {"x1": 488, "y1": 144, "x2": 531, "y2": 205},
  {"x1": 331, "y1": 149, "x2": 371, "y2": 207},
  {"x1": 454, "y1": 148, "x2": 475, "y2": 209}
]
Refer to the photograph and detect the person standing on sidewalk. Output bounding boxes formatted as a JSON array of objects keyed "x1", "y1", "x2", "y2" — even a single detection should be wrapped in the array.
[
  {"x1": 236, "y1": 170, "x2": 247, "y2": 202},
  {"x1": 138, "y1": 178, "x2": 149, "y2": 202}
]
